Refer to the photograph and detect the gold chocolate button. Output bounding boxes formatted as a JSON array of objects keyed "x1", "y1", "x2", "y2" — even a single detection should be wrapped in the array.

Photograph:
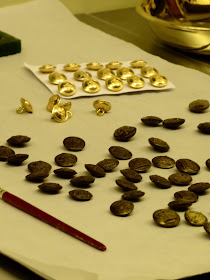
[
  {"x1": 82, "y1": 79, "x2": 100, "y2": 93},
  {"x1": 93, "y1": 100, "x2": 111, "y2": 116},
  {"x1": 16, "y1": 98, "x2": 33, "y2": 114},
  {"x1": 150, "y1": 74, "x2": 167, "y2": 88},
  {"x1": 116, "y1": 67, "x2": 134, "y2": 80},
  {"x1": 97, "y1": 68, "x2": 115, "y2": 80},
  {"x1": 74, "y1": 71, "x2": 92, "y2": 81},
  {"x1": 130, "y1": 60, "x2": 147, "y2": 68},
  {"x1": 141, "y1": 66, "x2": 158, "y2": 78},
  {"x1": 86, "y1": 62, "x2": 103, "y2": 70},
  {"x1": 51, "y1": 104, "x2": 72, "y2": 123},
  {"x1": 127, "y1": 75, "x2": 145, "y2": 89},
  {"x1": 47, "y1": 94, "x2": 61, "y2": 112},
  {"x1": 49, "y1": 72, "x2": 67, "y2": 85},
  {"x1": 39, "y1": 64, "x2": 56, "y2": 73},
  {"x1": 58, "y1": 81, "x2": 76, "y2": 97},
  {"x1": 106, "y1": 61, "x2": 122, "y2": 70},
  {"x1": 63, "y1": 63, "x2": 81, "y2": 72},
  {"x1": 105, "y1": 77, "x2": 124, "y2": 92}
]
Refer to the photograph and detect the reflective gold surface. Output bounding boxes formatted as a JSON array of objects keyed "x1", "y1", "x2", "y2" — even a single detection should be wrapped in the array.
[
  {"x1": 106, "y1": 61, "x2": 123, "y2": 70},
  {"x1": 86, "y1": 62, "x2": 103, "y2": 70},
  {"x1": 74, "y1": 71, "x2": 92, "y2": 81},
  {"x1": 60, "y1": 101, "x2": 72, "y2": 111},
  {"x1": 130, "y1": 60, "x2": 147, "y2": 68},
  {"x1": 39, "y1": 64, "x2": 56, "y2": 73},
  {"x1": 82, "y1": 79, "x2": 100, "y2": 93},
  {"x1": 51, "y1": 104, "x2": 72, "y2": 122},
  {"x1": 58, "y1": 81, "x2": 76, "y2": 97},
  {"x1": 63, "y1": 63, "x2": 81, "y2": 72},
  {"x1": 127, "y1": 75, "x2": 145, "y2": 88},
  {"x1": 47, "y1": 95, "x2": 61, "y2": 112},
  {"x1": 16, "y1": 98, "x2": 33, "y2": 114},
  {"x1": 116, "y1": 67, "x2": 134, "y2": 80},
  {"x1": 49, "y1": 72, "x2": 67, "y2": 85},
  {"x1": 97, "y1": 68, "x2": 115, "y2": 80},
  {"x1": 149, "y1": 74, "x2": 167, "y2": 87},
  {"x1": 105, "y1": 77, "x2": 124, "y2": 92},
  {"x1": 141, "y1": 66, "x2": 158, "y2": 78},
  {"x1": 93, "y1": 100, "x2": 111, "y2": 116}
]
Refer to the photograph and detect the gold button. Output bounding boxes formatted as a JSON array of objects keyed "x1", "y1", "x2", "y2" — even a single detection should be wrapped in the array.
[
  {"x1": 116, "y1": 67, "x2": 134, "y2": 80},
  {"x1": 105, "y1": 77, "x2": 124, "y2": 92},
  {"x1": 86, "y1": 62, "x2": 103, "y2": 70},
  {"x1": 63, "y1": 63, "x2": 81, "y2": 72},
  {"x1": 58, "y1": 81, "x2": 76, "y2": 97},
  {"x1": 39, "y1": 64, "x2": 56, "y2": 73},
  {"x1": 82, "y1": 79, "x2": 100, "y2": 93},
  {"x1": 46, "y1": 95, "x2": 61, "y2": 112},
  {"x1": 130, "y1": 60, "x2": 147, "y2": 68},
  {"x1": 51, "y1": 104, "x2": 72, "y2": 123},
  {"x1": 141, "y1": 66, "x2": 158, "y2": 78},
  {"x1": 74, "y1": 71, "x2": 92, "y2": 81},
  {"x1": 93, "y1": 100, "x2": 111, "y2": 116},
  {"x1": 127, "y1": 75, "x2": 145, "y2": 89},
  {"x1": 16, "y1": 98, "x2": 33, "y2": 114},
  {"x1": 97, "y1": 68, "x2": 115, "y2": 80},
  {"x1": 106, "y1": 61, "x2": 122, "y2": 70},
  {"x1": 150, "y1": 74, "x2": 167, "y2": 88},
  {"x1": 49, "y1": 72, "x2": 67, "y2": 85}
]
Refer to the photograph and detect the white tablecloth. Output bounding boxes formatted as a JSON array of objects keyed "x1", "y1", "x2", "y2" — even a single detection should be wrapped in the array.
[{"x1": 0, "y1": 0, "x2": 210, "y2": 279}]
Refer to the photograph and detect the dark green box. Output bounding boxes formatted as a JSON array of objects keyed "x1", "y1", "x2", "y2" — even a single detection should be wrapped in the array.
[{"x1": 0, "y1": 31, "x2": 21, "y2": 57}]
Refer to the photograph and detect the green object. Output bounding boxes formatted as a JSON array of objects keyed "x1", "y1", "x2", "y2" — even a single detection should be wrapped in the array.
[{"x1": 0, "y1": 31, "x2": 21, "y2": 57}]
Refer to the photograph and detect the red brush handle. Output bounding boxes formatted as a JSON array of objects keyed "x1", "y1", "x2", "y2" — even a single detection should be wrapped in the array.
[{"x1": 2, "y1": 191, "x2": 106, "y2": 251}]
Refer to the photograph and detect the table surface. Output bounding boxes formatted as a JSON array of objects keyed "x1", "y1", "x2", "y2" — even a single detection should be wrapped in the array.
[{"x1": 1, "y1": 6, "x2": 210, "y2": 280}]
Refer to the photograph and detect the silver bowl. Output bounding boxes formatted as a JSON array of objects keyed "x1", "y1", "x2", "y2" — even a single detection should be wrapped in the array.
[{"x1": 136, "y1": 0, "x2": 210, "y2": 55}]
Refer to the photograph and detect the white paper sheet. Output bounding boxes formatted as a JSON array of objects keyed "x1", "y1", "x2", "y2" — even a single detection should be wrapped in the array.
[
  {"x1": 24, "y1": 62, "x2": 175, "y2": 99},
  {"x1": 0, "y1": 0, "x2": 210, "y2": 280}
]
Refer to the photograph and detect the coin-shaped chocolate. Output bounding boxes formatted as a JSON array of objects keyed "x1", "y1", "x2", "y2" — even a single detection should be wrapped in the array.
[
  {"x1": 168, "y1": 172, "x2": 192, "y2": 186},
  {"x1": 113, "y1": 126, "x2": 137, "y2": 142},
  {"x1": 162, "y1": 118, "x2": 185, "y2": 129},
  {"x1": 55, "y1": 153, "x2": 77, "y2": 167},
  {"x1": 110, "y1": 200, "x2": 134, "y2": 216},
  {"x1": 0, "y1": 146, "x2": 15, "y2": 161},
  {"x1": 206, "y1": 158, "x2": 210, "y2": 170},
  {"x1": 109, "y1": 146, "x2": 132, "y2": 160},
  {"x1": 116, "y1": 179, "x2": 138, "y2": 192},
  {"x1": 153, "y1": 209, "x2": 180, "y2": 227},
  {"x1": 176, "y1": 158, "x2": 200, "y2": 175},
  {"x1": 198, "y1": 122, "x2": 210, "y2": 134},
  {"x1": 129, "y1": 157, "x2": 151, "y2": 172},
  {"x1": 69, "y1": 189, "x2": 92, "y2": 201},
  {"x1": 184, "y1": 210, "x2": 207, "y2": 226},
  {"x1": 85, "y1": 164, "x2": 106, "y2": 178},
  {"x1": 149, "y1": 175, "x2": 172, "y2": 189},
  {"x1": 25, "y1": 171, "x2": 49, "y2": 182},
  {"x1": 63, "y1": 136, "x2": 85, "y2": 151},
  {"x1": 148, "y1": 137, "x2": 170, "y2": 152},
  {"x1": 28, "y1": 161, "x2": 52, "y2": 173},
  {"x1": 203, "y1": 222, "x2": 210, "y2": 235},
  {"x1": 168, "y1": 200, "x2": 192, "y2": 211},
  {"x1": 120, "y1": 169, "x2": 142, "y2": 183},
  {"x1": 152, "y1": 156, "x2": 175, "y2": 169},
  {"x1": 70, "y1": 175, "x2": 95, "y2": 188},
  {"x1": 189, "y1": 99, "x2": 209, "y2": 113},
  {"x1": 7, "y1": 135, "x2": 31, "y2": 147},
  {"x1": 53, "y1": 168, "x2": 77, "y2": 179},
  {"x1": 38, "y1": 183, "x2": 62, "y2": 194},
  {"x1": 188, "y1": 182, "x2": 210, "y2": 194},
  {"x1": 7, "y1": 154, "x2": 29, "y2": 166},
  {"x1": 174, "y1": 190, "x2": 198, "y2": 203},
  {"x1": 97, "y1": 158, "x2": 119, "y2": 172},
  {"x1": 141, "y1": 116, "x2": 162, "y2": 127},
  {"x1": 122, "y1": 190, "x2": 145, "y2": 201}
]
